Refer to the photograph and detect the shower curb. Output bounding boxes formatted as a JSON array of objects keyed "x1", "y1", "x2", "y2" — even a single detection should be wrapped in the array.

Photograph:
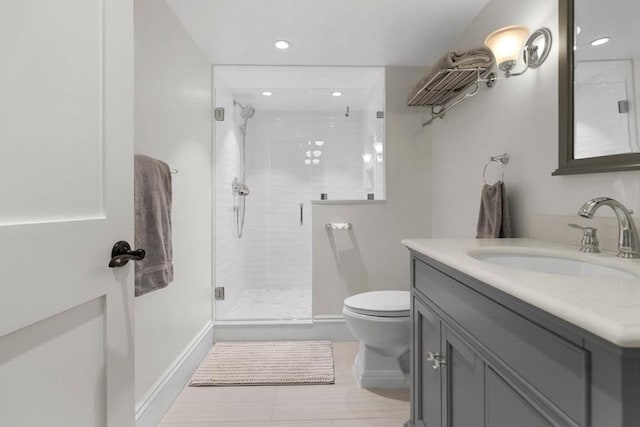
[{"x1": 213, "y1": 315, "x2": 354, "y2": 342}]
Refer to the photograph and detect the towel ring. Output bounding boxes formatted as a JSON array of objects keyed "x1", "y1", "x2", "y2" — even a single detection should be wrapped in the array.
[{"x1": 482, "y1": 154, "x2": 509, "y2": 185}]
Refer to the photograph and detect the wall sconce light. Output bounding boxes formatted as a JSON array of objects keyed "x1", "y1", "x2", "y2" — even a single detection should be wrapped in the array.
[{"x1": 484, "y1": 25, "x2": 552, "y2": 78}]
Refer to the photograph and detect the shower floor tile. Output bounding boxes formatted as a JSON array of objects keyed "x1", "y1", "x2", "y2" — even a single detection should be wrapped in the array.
[{"x1": 221, "y1": 288, "x2": 312, "y2": 321}]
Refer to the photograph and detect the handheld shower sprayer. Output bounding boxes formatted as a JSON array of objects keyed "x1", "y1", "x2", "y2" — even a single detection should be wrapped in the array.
[{"x1": 232, "y1": 100, "x2": 256, "y2": 238}]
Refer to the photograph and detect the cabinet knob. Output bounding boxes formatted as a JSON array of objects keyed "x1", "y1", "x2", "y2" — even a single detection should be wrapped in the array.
[{"x1": 426, "y1": 351, "x2": 446, "y2": 369}]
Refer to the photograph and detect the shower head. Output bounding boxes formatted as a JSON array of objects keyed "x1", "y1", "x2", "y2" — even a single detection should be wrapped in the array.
[
  {"x1": 241, "y1": 105, "x2": 255, "y2": 119},
  {"x1": 234, "y1": 100, "x2": 255, "y2": 120}
]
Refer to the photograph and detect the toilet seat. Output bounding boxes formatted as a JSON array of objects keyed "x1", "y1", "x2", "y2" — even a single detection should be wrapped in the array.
[{"x1": 344, "y1": 291, "x2": 410, "y2": 318}]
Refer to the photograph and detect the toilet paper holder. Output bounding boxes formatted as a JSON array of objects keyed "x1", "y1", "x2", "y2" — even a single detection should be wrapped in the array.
[{"x1": 326, "y1": 223, "x2": 352, "y2": 231}]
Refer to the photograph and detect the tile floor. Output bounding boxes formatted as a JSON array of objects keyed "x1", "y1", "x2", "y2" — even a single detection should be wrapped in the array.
[{"x1": 159, "y1": 342, "x2": 410, "y2": 426}]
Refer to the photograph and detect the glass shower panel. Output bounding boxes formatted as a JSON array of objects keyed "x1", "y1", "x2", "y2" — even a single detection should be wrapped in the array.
[{"x1": 215, "y1": 88, "x2": 313, "y2": 321}]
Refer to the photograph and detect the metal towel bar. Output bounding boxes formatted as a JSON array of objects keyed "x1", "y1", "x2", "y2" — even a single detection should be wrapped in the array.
[{"x1": 407, "y1": 68, "x2": 496, "y2": 127}]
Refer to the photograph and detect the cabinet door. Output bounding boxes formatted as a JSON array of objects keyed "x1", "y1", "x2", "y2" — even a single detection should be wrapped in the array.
[
  {"x1": 413, "y1": 297, "x2": 442, "y2": 427},
  {"x1": 443, "y1": 328, "x2": 485, "y2": 427},
  {"x1": 486, "y1": 368, "x2": 554, "y2": 427}
]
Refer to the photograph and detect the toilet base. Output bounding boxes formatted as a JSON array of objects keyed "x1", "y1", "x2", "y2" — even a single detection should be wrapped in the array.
[{"x1": 353, "y1": 343, "x2": 409, "y2": 389}]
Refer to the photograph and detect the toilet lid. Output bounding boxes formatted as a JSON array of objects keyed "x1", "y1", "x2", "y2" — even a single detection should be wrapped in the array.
[{"x1": 344, "y1": 291, "x2": 410, "y2": 317}]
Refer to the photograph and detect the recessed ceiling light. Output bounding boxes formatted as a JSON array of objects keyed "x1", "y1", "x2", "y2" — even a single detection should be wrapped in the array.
[
  {"x1": 274, "y1": 40, "x2": 290, "y2": 50},
  {"x1": 312, "y1": 159, "x2": 320, "y2": 165},
  {"x1": 262, "y1": 91, "x2": 273, "y2": 96},
  {"x1": 314, "y1": 141, "x2": 324, "y2": 146},
  {"x1": 304, "y1": 159, "x2": 311, "y2": 165},
  {"x1": 590, "y1": 37, "x2": 610, "y2": 46},
  {"x1": 331, "y1": 91, "x2": 343, "y2": 97}
]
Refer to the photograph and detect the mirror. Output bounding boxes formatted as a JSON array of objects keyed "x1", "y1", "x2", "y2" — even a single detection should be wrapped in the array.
[{"x1": 555, "y1": 0, "x2": 640, "y2": 175}]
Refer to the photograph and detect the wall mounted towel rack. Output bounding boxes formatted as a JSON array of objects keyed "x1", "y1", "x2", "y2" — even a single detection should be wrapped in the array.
[
  {"x1": 483, "y1": 153, "x2": 509, "y2": 184},
  {"x1": 407, "y1": 68, "x2": 496, "y2": 127}
]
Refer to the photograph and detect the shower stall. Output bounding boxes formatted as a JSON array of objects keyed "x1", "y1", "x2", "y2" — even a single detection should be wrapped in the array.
[{"x1": 214, "y1": 66, "x2": 385, "y2": 324}]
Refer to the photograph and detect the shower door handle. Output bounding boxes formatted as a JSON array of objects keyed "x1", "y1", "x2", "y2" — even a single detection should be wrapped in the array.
[{"x1": 299, "y1": 203, "x2": 304, "y2": 226}]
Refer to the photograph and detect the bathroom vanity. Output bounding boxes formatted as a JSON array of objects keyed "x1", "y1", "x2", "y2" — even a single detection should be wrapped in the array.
[{"x1": 403, "y1": 239, "x2": 640, "y2": 427}]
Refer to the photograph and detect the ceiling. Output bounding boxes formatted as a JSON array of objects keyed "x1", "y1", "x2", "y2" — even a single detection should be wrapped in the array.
[{"x1": 165, "y1": 0, "x2": 490, "y2": 67}]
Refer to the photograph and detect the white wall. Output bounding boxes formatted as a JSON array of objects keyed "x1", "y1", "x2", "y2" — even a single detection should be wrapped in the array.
[
  {"x1": 134, "y1": 0, "x2": 212, "y2": 402},
  {"x1": 312, "y1": 67, "x2": 432, "y2": 316},
  {"x1": 430, "y1": 0, "x2": 640, "y2": 240}
]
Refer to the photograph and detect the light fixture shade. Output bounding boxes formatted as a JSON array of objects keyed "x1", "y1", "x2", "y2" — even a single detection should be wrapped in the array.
[{"x1": 484, "y1": 25, "x2": 530, "y2": 70}]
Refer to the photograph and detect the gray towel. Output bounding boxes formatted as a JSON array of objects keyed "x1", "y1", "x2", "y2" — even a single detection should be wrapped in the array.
[
  {"x1": 134, "y1": 154, "x2": 174, "y2": 296},
  {"x1": 476, "y1": 181, "x2": 512, "y2": 238},
  {"x1": 407, "y1": 47, "x2": 494, "y2": 104}
]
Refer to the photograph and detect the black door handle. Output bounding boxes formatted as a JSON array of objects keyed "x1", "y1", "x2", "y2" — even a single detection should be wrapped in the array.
[{"x1": 109, "y1": 241, "x2": 145, "y2": 268}]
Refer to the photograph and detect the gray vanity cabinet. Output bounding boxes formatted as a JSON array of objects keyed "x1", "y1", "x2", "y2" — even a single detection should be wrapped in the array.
[
  {"x1": 442, "y1": 327, "x2": 484, "y2": 427},
  {"x1": 407, "y1": 251, "x2": 640, "y2": 427},
  {"x1": 412, "y1": 295, "x2": 549, "y2": 427},
  {"x1": 485, "y1": 368, "x2": 553, "y2": 427},
  {"x1": 413, "y1": 297, "x2": 442, "y2": 427}
]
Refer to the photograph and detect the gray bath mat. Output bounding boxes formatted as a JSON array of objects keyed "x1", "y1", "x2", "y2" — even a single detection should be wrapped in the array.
[{"x1": 189, "y1": 340, "x2": 335, "y2": 386}]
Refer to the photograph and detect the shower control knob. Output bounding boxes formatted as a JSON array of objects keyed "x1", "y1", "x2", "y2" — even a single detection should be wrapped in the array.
[{"x1": 232, "y1": 178, "x2": 250, "y2": 196}]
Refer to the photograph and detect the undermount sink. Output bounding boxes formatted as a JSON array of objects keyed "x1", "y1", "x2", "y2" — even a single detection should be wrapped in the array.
[{"x1": 468, "y1": 250, "x2": 639, "y2": 279}]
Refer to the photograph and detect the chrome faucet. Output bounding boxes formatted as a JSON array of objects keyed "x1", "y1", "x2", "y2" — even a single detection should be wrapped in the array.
[{"x1": 578, "y1": 197, "x2": 640, "y2": 259}]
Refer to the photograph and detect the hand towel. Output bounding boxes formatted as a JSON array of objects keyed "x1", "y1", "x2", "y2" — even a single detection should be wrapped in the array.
[
  {"x1": 134, "y1": 154, "x2": 174, "y2": 296},
  {"x1": 476, "y1": 181, "x2": 512, "y2": 238}
]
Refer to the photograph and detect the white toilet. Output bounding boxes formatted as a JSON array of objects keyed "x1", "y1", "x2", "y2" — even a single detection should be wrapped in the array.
[{"x1": 343, "y1": 290, "x2": 411, "y2": 389}]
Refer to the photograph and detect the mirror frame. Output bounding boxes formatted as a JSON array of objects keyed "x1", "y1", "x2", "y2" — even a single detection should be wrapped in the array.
[{"x1": 553, "y1": 0, "x2": 640, "y2": 175}]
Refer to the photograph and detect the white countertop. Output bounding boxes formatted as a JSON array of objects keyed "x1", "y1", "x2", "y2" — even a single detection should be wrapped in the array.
[{"x1": 402, "y1": 238, "x2": 640, "y2": 348}]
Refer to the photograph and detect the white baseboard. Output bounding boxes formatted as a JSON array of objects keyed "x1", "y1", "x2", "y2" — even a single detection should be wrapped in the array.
[
  {"x1": 135, "y1": 321, "x2": 214, "y2": 427},
  {"x1": 214, "y1": 315, "x2": 354, "y2": 342}
]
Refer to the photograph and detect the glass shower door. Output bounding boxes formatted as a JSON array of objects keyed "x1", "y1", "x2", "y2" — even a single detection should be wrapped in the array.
[{"x1": 214, "y1": 89, "x2": 313, "y2": 322}]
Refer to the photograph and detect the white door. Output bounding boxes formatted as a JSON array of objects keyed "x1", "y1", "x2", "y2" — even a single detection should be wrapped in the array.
[{"x1": 0, "y1": 1, "x2": 135, "y2": 427}]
